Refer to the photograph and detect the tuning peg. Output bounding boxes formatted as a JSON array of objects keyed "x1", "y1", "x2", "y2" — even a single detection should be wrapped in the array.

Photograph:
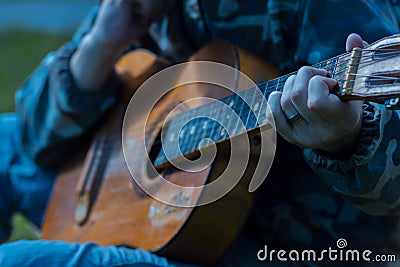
[{"x1": 384, "y1": 97, "x2": 400, "y2": 110}]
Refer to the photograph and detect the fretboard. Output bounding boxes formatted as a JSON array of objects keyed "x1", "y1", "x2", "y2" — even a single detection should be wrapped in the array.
[{"x1": 154, "y1": 53, "x2": 349, "y2": 166}]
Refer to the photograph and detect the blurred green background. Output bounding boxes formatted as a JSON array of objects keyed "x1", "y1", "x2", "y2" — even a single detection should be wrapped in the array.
[
  {"x1": 1, "y1": 31, "x2": 68, "y2": 241},
  {"x1": 0, "y1": 0, "x2": 96, "y2": 242},
  {"x1": 0, "y1": 31, "x2": 68, "y2": 113}
]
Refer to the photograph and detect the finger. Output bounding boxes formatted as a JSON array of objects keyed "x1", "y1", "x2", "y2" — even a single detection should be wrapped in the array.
[
  {"x1": 307, "y1": 76, "x2": 343, "y2": 119},
  {"x1": 280, "y1": 75, "x2": 298, "y2": 117},
  {"x1": 346, "y1": 33, "x2": 366, "y2": 51},
  {"x1": 267, "y1": 91, "x2": 297, "y2": 144},
  {"x1": 291, "y1": 66, "x2": 327, "y2": 120}
]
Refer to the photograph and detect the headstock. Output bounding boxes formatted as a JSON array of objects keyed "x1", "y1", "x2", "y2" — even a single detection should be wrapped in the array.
[{"x1": 335, "y1": 34, "x2": 400, "y2": 109}]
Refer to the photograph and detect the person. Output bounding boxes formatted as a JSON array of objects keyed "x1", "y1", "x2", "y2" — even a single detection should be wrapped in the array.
[{"x1": 1, "y1": 0, "x2": 400, "y2": 266}]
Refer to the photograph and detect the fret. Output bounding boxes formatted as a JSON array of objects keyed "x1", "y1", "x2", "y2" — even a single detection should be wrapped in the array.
[
  {"x1": 253, "y1": 85, "x2": 265, "y2": 126},
  {"x1": 205, "y1": 106, "x2": 217, "y2": 144},
  {"x1": 238, "y1": 88, "x2": 252, "y2": 131},
  {"x1": 275, "y1": 79, "x2": 281, "y2": 93},
  {"x1": 199, "y1": 119, "x2": 215, "y2": 149},
  {"x1": 198, "y1": 116, "x2": 209, "y2": 149},
  {"x1": 324, "y1": 56, "x2": 338, "y2": 78},
  {"x1": 179, "y1": 109, "x2": 197, "y2": 159},
  {"x1": 276, "y1": 77, "x2": 285, "y2": 92},
  {"x1": 227, "y1": 93, "x2": 242, "y2": 136},
  {"x1": 185, "y1": 113, "x2": 206, "y2": 155},
  {"x1": 244, "y1": 87, "x2": 258, "y2": 130},
  {"x1": 330, "y1": 56, "x2": 338, "y2": 79},
  {"x1": 197, "y1": 102, "x2": 214, "y2": 142},
  {"x1": 178, "y1": 119, "x2": 187, "y2": 153},
  {"x1": 218, "y1": 102, "x2": 233, "y2": 140},
  {"x1": 257, "y1": 98, "x2": 269, "y2": 126},
  {"x1": 217, "y1": 97, "x2": 232, "y2": 140},
  {"x1": 193, "y1": 117, "x2": 206, "y2": 152},
  {"x1": 318, "y1": 60, "x2": 325, "y2": 69},
  {"x1": 181, "y1": 118, "x2": 195, "y2": 156},
  {"x1": 223, "y1": 93, "x2": 244, "y2": 138},
  {"x1": 265, "y1": 79, "x2": 278, "y2": 92},
  {"x1": 335, "y1": 56, "x2": 349, "y2": 87},
  {"x1": 320, "y1": 59, "x2": 328, "y2": 71},
  {"x1": 233, "y1": 92, "x2": 249, "y2": 136},
  {"x1": 258, "y1": 85, "x2": 272, "y2": 125},
  {"x1": 223, "y1": 108, "x2": 233, "y2": 139},
  {"x1": 239, "y1": 91, "x2": 250, "y2": 131},
  {"x1": 262, "y1": 75, "x2": 288, "y2": 96},
  {"x1": 205, "y1": 101, "x2": 217, "y2": 143},
  {"x1": 252, "y1": 85, "x2": 268, "y2": 127},
  {"x1": 212, "y1": 119, "x2": 223, "y2": 144},
  {"x1": 196, "y1": 117, "x2": 213, "y2": 150}
]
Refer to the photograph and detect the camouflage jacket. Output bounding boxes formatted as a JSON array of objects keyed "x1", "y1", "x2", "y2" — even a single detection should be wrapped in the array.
[{"x1": 14, "y1": 0, "x2": 400, "y2": 264}]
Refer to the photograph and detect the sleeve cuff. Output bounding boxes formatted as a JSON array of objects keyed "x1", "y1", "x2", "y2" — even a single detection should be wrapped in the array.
[
  {"x1": 303, "y1": 103, "x2": 381, "y2": 175},
  {"x1": 50, "y1": 42, "x2": 120, "y2": 115}
]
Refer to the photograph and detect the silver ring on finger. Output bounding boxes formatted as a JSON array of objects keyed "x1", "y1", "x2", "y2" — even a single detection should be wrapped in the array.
[{"x1": 285, "y1": 112, "x2": 303, "y2": 126}]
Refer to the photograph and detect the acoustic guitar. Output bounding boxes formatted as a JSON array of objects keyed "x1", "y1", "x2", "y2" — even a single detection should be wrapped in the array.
[{"x1": 42, "y1": 35, "x2": 400, "y2": 265}]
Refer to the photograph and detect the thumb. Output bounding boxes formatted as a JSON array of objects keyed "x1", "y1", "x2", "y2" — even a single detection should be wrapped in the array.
[{"x1": 346, "y1": 33, "x2": 367, "y2": 52}]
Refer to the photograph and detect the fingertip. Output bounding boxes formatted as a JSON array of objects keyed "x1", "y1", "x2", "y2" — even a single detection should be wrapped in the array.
[
  {"x1": 266, "y1": 92, "x2": 279, "y2": 125},
  {"x1": 307, "y1": 76, "x2": 338, "y2": 111},
  {"x1": 324, "y1": 77, "x2": 339, "y2": 88},
  {"x1": 266, "y1": 92, "x2": 294, "y2": 140},
  {"x1": 309, "y1": 75, "x2": 337, "y2": 89},
  {"x1": 314, "y1": 68, "x2": 328, "y2": 77},
  {"x1": 268, "y1": 91, "x2": 282, "y2": 102},
  {"x1": 270, "y1": 91, "x2": 282, "y2": 96},
  {"x1": 267, "y1": 91, "x2": 282, "y2": 113}
]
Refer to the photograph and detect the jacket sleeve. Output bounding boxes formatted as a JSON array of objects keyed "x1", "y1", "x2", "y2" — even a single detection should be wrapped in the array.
[
  {"x1": 304, "y1": 102, "x2": 400, "y2": 215},
  {"x1": 15, "y1": 6, "x2": 120, "y2": 168}
]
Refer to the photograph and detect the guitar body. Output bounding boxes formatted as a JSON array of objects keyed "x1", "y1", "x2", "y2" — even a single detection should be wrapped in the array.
[{"x1": 42, "y1": 41, "x2": 280, "y2": 265}]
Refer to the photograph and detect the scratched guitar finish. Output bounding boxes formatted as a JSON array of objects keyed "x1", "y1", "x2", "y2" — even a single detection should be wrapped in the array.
[{"x1": 42, "y1": 36, "x2": 400, "y2": 265}]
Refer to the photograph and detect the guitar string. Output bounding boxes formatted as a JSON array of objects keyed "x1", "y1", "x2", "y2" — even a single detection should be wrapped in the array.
[
  {"x1": 77, "y1": 49, "x2": 400, "y2": 171},
  {"x1": 332, "y1": 49, "x2": 400, "y2": 77},
  {"x1": 310, "y1": 49, "x2": 400, "y2": 81},
  {"x1": 119, "y1": 50, "x2": 398, "y2": 132},
  {"x1": 330, "y1": 50, "x2": 400, "y2": 88},
  {"x1": 109, "y1": 50, "x2": 400, "y2": 161},
  {"x1": 152, "y1": 48, "x2": 400, "y2": 162},
  {"x1": 257, "y1": 49, "x2": 400, "y2": 95},
  {"x1": 342, "y1": 73, "x2": 400, "y2": 81},
  {"x1": 101, "y1": 72, "x2": 400, "y2": 172},
  {"x1": 105, "y1": 48, "x2": 400, "y2": 146},
  {"x1": 335, "y1": 55, "x2": 400, "y2": 80}
]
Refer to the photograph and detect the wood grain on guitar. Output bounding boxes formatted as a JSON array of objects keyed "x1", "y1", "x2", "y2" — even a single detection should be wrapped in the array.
[{"x1": 42, "y1": 35, "x2": 400, "y2": 265}]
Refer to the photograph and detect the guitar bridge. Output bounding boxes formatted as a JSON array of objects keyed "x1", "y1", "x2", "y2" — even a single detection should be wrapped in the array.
[{"x1": 341, "y1": 47, "x2": 363, "y2": 95}]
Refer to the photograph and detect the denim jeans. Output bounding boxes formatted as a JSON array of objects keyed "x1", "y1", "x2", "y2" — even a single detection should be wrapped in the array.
[
  {"x1": 0, "y1": 113, "x2": 56, "y2": 241},
  {"x1": 0, "y1": 114, "x2": 193, "y2": 267},
  {"x1": 0, "y1": 240, "x2": 177, "y2": 267}
]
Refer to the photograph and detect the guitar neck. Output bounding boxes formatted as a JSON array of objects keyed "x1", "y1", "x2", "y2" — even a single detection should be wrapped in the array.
[{"x1": 154, "y1": 53, "x2": 352, "y2": 167}]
